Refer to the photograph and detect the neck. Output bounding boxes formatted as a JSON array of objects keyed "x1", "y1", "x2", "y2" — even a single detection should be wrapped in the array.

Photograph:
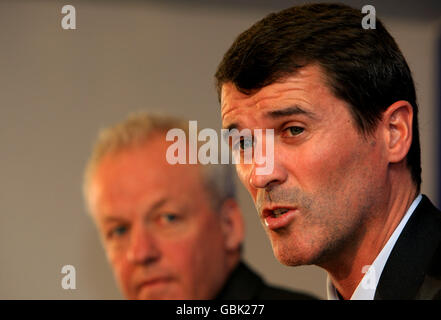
[
  {"x1": 322, "y1": 174, "x2": 418, "y2": 300},
  {"x1": 225, "y1": 250, "x2": 241, "y2": 280}
]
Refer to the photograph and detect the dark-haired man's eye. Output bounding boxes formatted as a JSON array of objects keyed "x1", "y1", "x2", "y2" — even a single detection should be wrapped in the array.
[
  {"x1": 239, "y1": 138, "x2": 253, "y2": 150},
  {"x1": 287, "y1": 126, "x2": 304, "y2": 136}
]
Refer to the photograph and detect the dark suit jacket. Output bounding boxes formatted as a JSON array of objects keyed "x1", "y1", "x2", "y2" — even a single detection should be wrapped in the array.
[
  {"x1": 375, "y1": 195, "x2": 441, "y2": 299},
  {"x1": 215, "y1": 261, "x2": 316, "y2": 300}
]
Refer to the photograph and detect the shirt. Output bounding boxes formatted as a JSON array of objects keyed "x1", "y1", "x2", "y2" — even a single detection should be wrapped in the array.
[{"x1": 327, "y1": 194, "x2": 423, "y2": 300}]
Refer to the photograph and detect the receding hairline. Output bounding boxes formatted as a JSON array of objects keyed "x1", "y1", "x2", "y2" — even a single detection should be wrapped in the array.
[
  {"x1": 83, "y1": 113, "x2": 189, "y2": 203},
  {"x1": 83, "y1": 112, "x2": 236, "y2": 215}
]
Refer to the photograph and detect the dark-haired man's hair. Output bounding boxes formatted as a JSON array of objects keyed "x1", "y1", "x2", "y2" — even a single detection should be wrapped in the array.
[{"x1": 215, "y1": 3, "x2": 421, "y2": 190}]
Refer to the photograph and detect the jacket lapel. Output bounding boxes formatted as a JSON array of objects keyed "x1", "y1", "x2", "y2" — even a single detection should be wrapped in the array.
[{"x1": 374, "y1": 195, "x2": 441, "y2": 299}]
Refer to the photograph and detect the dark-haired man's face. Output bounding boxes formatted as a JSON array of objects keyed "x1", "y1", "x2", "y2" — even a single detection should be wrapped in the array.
[{"x1": 221, "y1": 64, "x2": 388, "y2": 267}]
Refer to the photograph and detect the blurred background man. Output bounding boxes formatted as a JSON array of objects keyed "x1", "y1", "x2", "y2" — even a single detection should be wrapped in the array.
[{"x1": 83, "y1": 112, "x2": 315, "y2": 299}]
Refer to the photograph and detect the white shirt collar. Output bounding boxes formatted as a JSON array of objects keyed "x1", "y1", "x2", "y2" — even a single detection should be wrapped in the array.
[{"x1": 327, "y1": 194, "x2": 423, "y2": 300}]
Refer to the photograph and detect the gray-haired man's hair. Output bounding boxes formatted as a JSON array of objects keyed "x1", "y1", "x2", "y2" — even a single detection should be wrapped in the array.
[
  {"x1": 84, "y1": 111, "x2": 236, "y2": 212},
  {"x1": 200, "y1": 164, "x2": 236, "y2": 211}
]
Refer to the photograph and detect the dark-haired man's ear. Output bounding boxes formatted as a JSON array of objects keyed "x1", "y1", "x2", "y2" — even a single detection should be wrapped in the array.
[
  {"x1": 219, "y1": 198, "x2": 245, "y2": 252},
  {"x1": 382, "y1": 100, "x2": 413, "y2": 164}
]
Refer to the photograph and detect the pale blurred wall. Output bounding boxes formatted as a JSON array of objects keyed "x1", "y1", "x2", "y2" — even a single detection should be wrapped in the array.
[{"x1": 0, "y1": 0, "x2": 439, "y2": 299}]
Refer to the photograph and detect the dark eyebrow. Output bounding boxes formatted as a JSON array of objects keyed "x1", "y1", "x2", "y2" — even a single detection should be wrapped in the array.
[
  {"x1": 266, "y1": 106, "x2": 317, "y2": 120},
  {"x1": 222, "y1": 105, "x2": 315, "y2": 139},
  {"x1": 224, "y1": 123, "x2": 238, "y2": 131}
]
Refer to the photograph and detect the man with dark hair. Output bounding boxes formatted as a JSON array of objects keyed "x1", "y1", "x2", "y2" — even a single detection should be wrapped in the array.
[{"x1": 216, "y1": 3, "x2": 441, "y2": 299}]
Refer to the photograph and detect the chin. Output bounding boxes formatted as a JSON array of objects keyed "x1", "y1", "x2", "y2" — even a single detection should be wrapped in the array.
[
  {"x1": 128, "y1": 286, "x2": 186, "y2": 300},
  {"x1": 275, "y1": 252, "x2": 306, "y2": 267},
  {"x1": 272, "y1": 239, "x2": 317, "y2": 267}
]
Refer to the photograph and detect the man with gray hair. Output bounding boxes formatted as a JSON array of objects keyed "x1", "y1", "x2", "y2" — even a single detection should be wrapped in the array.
[{"x1": 83, "y1": 112, "x2": 314, "y2": 300}]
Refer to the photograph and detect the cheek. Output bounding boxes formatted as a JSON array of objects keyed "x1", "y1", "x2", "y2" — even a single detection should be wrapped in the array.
[
  {"x1": 173, "y1": 218, "x2": 227, "y2": 296},
  {"x1": 166, "y1": 226, "x2": 209, "y2": 263},
  {"x1": 170, "y1": 219, "x2": 225, "y2": 266},
  {"x1": 292, "y1": 135, "x2": 383, "y2": 220},
  {"x1": 165, "y1": 240, "x2": 195, "y2": 267},
  {"x1": 161, "y1": 235, "x2": 216, "y2": 297},
  {"x1": 286, "y1": 135, "x2": 363, "y2": 190},
  {"x1": 107, "y1": 250, "x2": 135, "y2": 297}
]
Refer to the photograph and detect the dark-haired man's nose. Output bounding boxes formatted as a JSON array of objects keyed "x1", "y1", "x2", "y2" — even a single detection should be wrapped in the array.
[
  {"x1": 249, "y1": 160, "x2": 287, "y2": 190},
  {"x1": 126, "y1": 225, "x2": 160, "y2": 265}
]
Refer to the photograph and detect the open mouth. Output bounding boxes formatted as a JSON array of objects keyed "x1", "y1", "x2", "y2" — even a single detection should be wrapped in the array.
[
  {"x1": 262, "y1": 207, "x2": 297, "y2": 230},
  {"x1": 272, "y1": 208, "x2": 290, "y2": 218}
]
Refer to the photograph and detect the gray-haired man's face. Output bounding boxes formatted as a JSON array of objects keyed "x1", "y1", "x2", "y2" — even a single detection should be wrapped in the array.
[{"x1": 87, "y1": 135, "x2": 240, "y2": 299}]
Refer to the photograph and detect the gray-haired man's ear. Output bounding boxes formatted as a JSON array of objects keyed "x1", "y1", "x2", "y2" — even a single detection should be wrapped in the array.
[{"x1": 219, "y1": 198, "x2": 245, "y2": 253}]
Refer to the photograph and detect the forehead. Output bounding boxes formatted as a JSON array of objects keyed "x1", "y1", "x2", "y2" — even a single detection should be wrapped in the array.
[
  {"x1": 91, "y1": 136, "x2": 207, "y2": 214},
  {"x1": 221, "y1": 64, "x2": 338, "y2": 127}
]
